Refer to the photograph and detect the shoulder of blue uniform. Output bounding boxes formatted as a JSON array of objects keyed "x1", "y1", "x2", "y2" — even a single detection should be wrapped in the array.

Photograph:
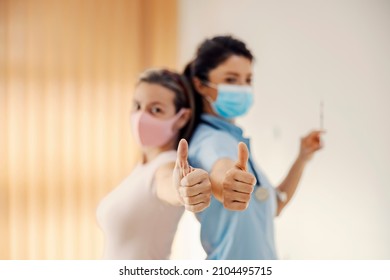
[
  {"x1": 188, "y1": 120, "x2": 240, "y2": 173},
  {"x1": 189, "y1": 125, "x2": 232, "y2": 162},
  {"x1": 189, "y1": 123, "x2": 238, "y2": 151},
  {"x1": 190, "y1": 115, "x2": 226, "y2": 146}
]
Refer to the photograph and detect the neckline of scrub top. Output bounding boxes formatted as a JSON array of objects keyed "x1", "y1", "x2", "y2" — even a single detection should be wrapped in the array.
[
  {"x1": 200, "y1": 114, "x2": 245, "y2": 142},
  {"x1": 200, "y1": 114, "x2": 262, "y2": 187}
]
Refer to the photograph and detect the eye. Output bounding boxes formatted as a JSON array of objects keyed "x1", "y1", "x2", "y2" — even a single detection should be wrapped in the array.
[
  {"x1": 150, "y1": 106, "x2": 164, "y2": 115},
  {"x1": 132, "y1": 101, "x2": 141, "y2": 112},
  {"x1": 246, "y1": 78, "x2": 252, "y2": 85},
  {"x1": 224, "y1": 77, "x2": 238, "y2": 84}
]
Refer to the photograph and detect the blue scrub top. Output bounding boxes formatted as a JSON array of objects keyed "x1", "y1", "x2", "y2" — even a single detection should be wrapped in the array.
[{"x1": 188, "y1": 114, "x2": 278, "y2": 260}]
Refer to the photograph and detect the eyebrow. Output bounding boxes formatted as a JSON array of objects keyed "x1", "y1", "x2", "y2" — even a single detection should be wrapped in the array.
[
  {"x1": 132, "y1": 100, "x2": 168, "y2": 107},
  {"x1": 148, "y1": 101, "x2": 168, "y2": 107},
  {"x1": 224, "y1": 71, "x2": 252, "y2": 77}
]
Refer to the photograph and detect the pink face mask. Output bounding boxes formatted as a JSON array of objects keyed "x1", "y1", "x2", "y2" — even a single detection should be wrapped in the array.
[{"x1": 131, "y1": 109, "x2": 186, "y2": 148}]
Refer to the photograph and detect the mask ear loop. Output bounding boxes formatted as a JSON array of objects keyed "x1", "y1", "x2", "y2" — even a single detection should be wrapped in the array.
[
  {"x1": 203, "y1": 95, "x2": 214, "y2": 104},
  {"x1": 170, "y1": 108, "x2": 191, "y2": 137},
  {"x1": 202, "y1": 80, "x2": 218, "y2": 90},
  {"x1": 174, "y1": 107, "x2": 189, "y2": 119},
  {"x1": 201, "y1": 80, "x2": 216, "y2": 101},
  {"x1": 201, "y1": 81, "x2": 219, "y2": 110}
]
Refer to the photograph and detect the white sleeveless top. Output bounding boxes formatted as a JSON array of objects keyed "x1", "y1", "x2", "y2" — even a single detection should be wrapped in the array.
[{"x1": 96, "y1": 150, "x2": 184, "y2": 259}]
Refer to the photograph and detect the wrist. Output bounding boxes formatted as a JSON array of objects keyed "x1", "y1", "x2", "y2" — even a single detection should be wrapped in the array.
[{"x1": 296, "y1": 154, "x2": 309, "y2": 165}]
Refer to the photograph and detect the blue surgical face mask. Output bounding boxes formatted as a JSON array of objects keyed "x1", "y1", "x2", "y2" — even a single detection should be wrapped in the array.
[{"x1": 206, "y1": 83, "x2": 254, "y2": 119}]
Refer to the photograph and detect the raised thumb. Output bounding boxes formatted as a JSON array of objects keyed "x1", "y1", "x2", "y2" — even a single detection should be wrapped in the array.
[
  {"x1": 235, "y1": 142, "x2": 249, "y2": 171},
  {"x1": 177, "y1": 138, "x2": 189, "y2": 176}
]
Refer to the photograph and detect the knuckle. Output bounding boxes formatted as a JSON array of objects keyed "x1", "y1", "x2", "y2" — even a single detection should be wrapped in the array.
[
  {"x1": 185, "y1": 174, "x2": 194, "y2": 185},
  {"x1": 200, "y1": 174, "x2": 208, "y2": 182},
  {"x1": 180, "y1": 177, "x2": 189, "y2": 187}
]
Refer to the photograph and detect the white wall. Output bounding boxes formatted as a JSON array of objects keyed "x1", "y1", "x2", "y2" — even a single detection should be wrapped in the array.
[{"x1": 173, "y1": 0, "x2": 390, "y2": 259}]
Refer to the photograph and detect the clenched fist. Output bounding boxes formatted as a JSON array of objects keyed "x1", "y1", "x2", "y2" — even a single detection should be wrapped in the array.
[
  {"x1": 222, "y1": 142, "x2": 256, "y2": 211},
  {"x1": 173, "y1": 139, "x2": 212, "y2": 212},
  {"x1": 298, "y1": 130, "x2": 324, "y2": 162}
]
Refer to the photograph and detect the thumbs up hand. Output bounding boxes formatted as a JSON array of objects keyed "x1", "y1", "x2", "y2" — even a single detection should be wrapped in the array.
[
  {"x1": 173, "y1": 139, "x2": 211, "y2": 212},
  {"x1": 222, "y1": 142, "x2": 256, "y2": 211}
]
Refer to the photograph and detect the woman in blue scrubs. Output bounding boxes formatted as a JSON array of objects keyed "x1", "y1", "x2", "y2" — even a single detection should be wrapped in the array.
[{"x1": 183, "y1": 35, "x2": 323, "y2": 259}]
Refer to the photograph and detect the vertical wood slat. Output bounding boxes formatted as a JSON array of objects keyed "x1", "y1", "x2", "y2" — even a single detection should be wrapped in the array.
[
  {"x1": 0, "y1": 0, "x2": 10, "y2": 261},
  {"x1": 25, "y1": 0, "x2": 43, "y2": 260},
  {"x1": 8, "y1": 0, "x2": 29, "y2": 260},
  {"x1": 0, "y1": 0, "x2": 178, "y2": 259},
  {"x1": 139, "y1": 0, "x2": 178, "y2": 70}
]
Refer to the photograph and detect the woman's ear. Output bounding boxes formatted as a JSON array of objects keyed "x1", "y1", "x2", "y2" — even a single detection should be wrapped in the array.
[
  {"x1": 193, "y1": 77, "x2": 217, "y2": 102},
  {"x1": 173, "y1": 109, "x2": 191, "y2": 131},
  {"x1": 193, "y1": 77, "x2": 208, "y2": 96}
]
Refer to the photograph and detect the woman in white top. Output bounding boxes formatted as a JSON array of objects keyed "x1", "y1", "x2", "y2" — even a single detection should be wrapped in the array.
[{"x1": 97, "y1": 69, "x2": 211, "y2": 259}]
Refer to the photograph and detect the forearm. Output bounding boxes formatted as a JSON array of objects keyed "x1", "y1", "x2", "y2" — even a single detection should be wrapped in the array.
[
  {"x1": 155, "y1": 163, "x2": 183, "y2": 206},
  {"x1": 156, "y1": 175, "x2": 183, "y2": 206},
  {"x1": 276, "y1": 156, "x2": 307, "y2": 215}
]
